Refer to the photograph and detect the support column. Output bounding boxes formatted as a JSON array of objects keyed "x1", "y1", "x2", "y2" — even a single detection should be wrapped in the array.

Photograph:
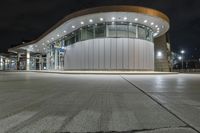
[
  {"x1": 39, "y1": 54, "x2": 42, "y2": 70},
  {"x1": 55, "y1": 49, "x2": 58, "y2": 70},
  {"x1": 26, "y1": 51, "x2": 30, "y2": 71},
  {"x1": 17, "y1": 53, "x2": 20, "y2": 70},
  {"x1": 46, "y1": 53, "x2": 50, "y2": 70}
]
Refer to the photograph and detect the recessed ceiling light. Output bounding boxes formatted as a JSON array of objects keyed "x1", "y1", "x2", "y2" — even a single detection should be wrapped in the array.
[
  {"x1": 112, "y1": 17, "x2": 116, "y2": 20},
  {"x1": 47, "y1": 40, "x2": 50, "y2": 43},
  {"x1": 155, "y1": 25, "x2": 158, "y2": 28},
  {"x1": 89, "y1": 19, "x2": 93, "y2": 23},
  {"x1": 57, "y1": 34, "x2": 60, "y2": 37},
  {"x1": 72, "y1": 25, "x2": 75, "y2": 28},
  {"x1": 63, "y1": 30, "x2": 66, "y2": 33},
  {"x1": 124, "y1": 17, "x2": 127, "y2": 21},
  {"x1": 157, "y1": 28, "x2": 160, "y2": 31},
  {"x1": 144, "y1": 20, "x2": 148, "y2": 23},
  {"x1": 100, "y1": 18, "x2": 104, "y2": 21},
  {"x1": 81, "y1": 21, "x2": 84, "y2": 25},
  {"x1": 151, "y1": 22, "x2": 154, "y2": 25},
  {"x1": 51, "y1": 37, "x2": 54, "y2": 40},
  {"x1": 134, "y1": 18, "x2": 138, "y2": 21},
  {"x1": 129, "y1": 22, "x2": 132, "y2": 25}
]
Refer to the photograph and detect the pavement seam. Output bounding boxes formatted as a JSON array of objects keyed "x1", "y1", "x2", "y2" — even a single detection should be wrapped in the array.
[{"x1": 120, "y1": 75, "x2": 200, "y2": 133}]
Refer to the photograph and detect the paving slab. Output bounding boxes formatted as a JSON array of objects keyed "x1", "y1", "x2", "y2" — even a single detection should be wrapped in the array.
[{"x1": 0, "y1": 72, "x2": 199, "y2": 133}]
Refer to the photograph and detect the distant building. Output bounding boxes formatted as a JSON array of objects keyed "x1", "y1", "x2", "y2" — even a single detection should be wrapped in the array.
[
  {"x1": 0, "y1": 53, "x2": 17, "y2": 70},
  {"x1": 8, "y1": 5, "x2": 171, "y2": 71}
]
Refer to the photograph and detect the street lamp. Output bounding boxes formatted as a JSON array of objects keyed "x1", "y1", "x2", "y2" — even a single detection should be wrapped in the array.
[
  {"x1": 180, "y1": 50, "x2": 185, "y2": 70},
  {"x1": 178, "y1": 56, "x2": 182, "y2": 60}
]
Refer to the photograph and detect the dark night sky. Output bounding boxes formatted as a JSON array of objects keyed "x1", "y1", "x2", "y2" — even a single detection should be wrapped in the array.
[{"x1": 0, "y1": 0, "x2": 200, "y2": 58}]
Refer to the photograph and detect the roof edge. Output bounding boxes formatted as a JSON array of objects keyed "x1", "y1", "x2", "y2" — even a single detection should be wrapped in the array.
[{"x1": 10, "y1": 5, "x2": 169, "y2": 51}]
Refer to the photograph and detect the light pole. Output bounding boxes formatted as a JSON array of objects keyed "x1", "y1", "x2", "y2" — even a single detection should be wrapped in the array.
[
  {"x1": 180, "y1": 50, "x2": 185, "y2": 70},
  {"x1": 178, "y1": 56, "x2": 182, "y2": 71}
]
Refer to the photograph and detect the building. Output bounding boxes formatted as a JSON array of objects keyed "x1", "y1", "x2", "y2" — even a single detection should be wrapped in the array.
[
  {"x1": 0, "y1": 53, "x2": 17, "y2": 71},
  {"x1": 8, "y1": 5, "x2": 171, "y2": 71}
]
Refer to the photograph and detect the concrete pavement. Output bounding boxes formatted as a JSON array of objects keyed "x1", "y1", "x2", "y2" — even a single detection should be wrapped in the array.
[{"x1": 0, "y1": 72, "x2": 199, "y2": 133}]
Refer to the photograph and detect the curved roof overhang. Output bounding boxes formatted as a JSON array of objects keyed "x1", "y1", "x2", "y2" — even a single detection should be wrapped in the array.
[{"x1": 8, "y1": 5, "x2": 170, "y2": 53}]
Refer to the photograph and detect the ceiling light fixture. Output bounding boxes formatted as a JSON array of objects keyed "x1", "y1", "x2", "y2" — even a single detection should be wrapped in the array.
[
  {"x1": 134, "y1": 18, "x2": 138, "y2": 21},
  {"x1": 124, "y1": 17, "x2": 127, "y2": 21},
  {"x1": 81, "y1": 21, "x2": 84, "y2": 25},
  {"x1": 89, "y1": 19, "x2": 93, "y2": 23},
  {"x1": 100, "y1": 18, "x2": 104, "y2": 21}
]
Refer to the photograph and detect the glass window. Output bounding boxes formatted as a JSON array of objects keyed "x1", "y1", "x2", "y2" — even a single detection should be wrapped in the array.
[
  {"x1": 75, "y1": 29, "x2": 81, "y2": 42},
  {"x1": 107, "y1": 22, "x2": 117, "y2": 37},
  {"x1": 138, "y1": 26, "x2": 146, "y2": 40},
  {"x1": 116, "y1": 22, "x2": 128, "y2": 38},
  {"x1": 129, "y1": 24, "x2": 137, "y2": 38},
  {"x1": 81, "y1": 25, "x2": 94, "y2": 40},
  {"x1": 64, "y1": 33, "x2": 75, "y2": 46},
  {"x1": 81, "y1": 27, "x2": 87, "y2": 41},
  {"x1": 86, "y1": 25, "x2": 94, "y2": 40},
  {"x1": 146, "y1": 28, "x2": 153, "y2": 41},
  {"x1": 64, "y1": 22, "x2": 153, "y2": 47},
  {"x1": 95, "y1": 23, "x2": 106, "y2": 38}
]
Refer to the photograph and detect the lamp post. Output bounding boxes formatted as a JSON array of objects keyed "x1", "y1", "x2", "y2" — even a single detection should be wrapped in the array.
[
  {"x1": 178, "y1": 56, "x2": 182, "y2": 71},
  {"x1": 180, "y1": 50, "x2": 185, "y2": 70}
]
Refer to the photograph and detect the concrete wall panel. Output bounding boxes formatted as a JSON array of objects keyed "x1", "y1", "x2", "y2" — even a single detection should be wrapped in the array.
[{"x1": 64, "y1": 38, "x2": 154, "y2": 70}]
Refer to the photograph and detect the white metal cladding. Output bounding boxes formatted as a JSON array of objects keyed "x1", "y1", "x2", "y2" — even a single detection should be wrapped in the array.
[{"x1": 64, "y1": 38, "x2": 154, "y2": 70}]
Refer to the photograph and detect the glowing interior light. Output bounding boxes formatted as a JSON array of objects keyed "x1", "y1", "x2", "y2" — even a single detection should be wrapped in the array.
[
  {"x1": 100, "y1": 18, "x2": 104, "y2": 21},
  {"x1": 157, "y1": 51, "x2": 162, "y2": 57}
]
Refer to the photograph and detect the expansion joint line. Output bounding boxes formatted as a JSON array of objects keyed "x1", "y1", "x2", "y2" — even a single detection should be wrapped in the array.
[{"x1": 120, "y1": 75, "x2": 200, "y2": 133}]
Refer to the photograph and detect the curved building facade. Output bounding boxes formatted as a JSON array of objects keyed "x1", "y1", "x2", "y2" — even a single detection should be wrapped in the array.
[{"x1": 8, "y1": 6, "x2": 170, "y2": 71}]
